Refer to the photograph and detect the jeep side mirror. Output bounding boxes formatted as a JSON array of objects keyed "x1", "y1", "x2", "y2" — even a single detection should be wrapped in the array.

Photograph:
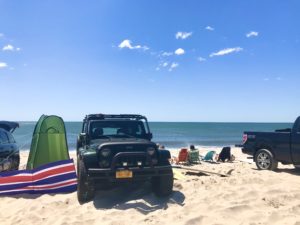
[
  {"x1": 79, "y1": 133, "x2": 87, "y2": 143},
  {"x1": 147, "y1": 133, "x2": 153, "y2": 140}
]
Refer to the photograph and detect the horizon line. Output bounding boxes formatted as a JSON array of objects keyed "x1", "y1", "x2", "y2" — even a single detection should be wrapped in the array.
[{"x1": 14, "y1": 120, "x2": 293, "y2": 123}]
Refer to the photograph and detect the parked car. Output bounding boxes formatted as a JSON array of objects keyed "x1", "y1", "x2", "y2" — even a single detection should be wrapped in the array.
[
  {"x1": 238, "y1": 117, "x2": 300, "y2": 170},
  {"x1": 0, "y1": 121, "x2": 20, "y2": 172},
  {"x1": 76, "y1": 114, "x2": 173, "y2": 204}
]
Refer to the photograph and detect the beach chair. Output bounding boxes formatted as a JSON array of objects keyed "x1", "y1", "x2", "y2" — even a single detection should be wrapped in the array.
[
  {"x1": 176, "y1": 148, "x2": 188, "y2": 164},
  {"x1": 203, "y1": 150, "x2": 216, "y2": 161},
  {"x1": 188, "y1": 149, "x2": 201, "y2": 164}
]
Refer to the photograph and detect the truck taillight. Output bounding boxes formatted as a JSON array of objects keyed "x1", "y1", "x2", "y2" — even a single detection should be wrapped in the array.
[{"x1": 242, "y1": 134, "x2": 248, "y2": 144}]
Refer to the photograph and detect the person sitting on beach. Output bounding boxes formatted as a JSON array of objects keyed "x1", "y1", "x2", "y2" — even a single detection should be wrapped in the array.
[
  {"x1": 217, "y1": 147, "x2": 235, "y2": 162},
  {"x1": 190, "y1": 145, "x2": 197, "y2": 151},
  {"x1": 188, "y1": 145, "x2": 200, "y2": 163},
  {"x1": 159, "y1": 145, "x2": 165, "y2": 150}
]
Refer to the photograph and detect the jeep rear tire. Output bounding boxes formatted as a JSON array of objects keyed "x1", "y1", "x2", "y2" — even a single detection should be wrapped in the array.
[
  {"x1": 255, "y1": 149, "x2": 278, "y2": 171},
  {"x1": 77, "y1": 159, "x2": 95, "y2": 204},
  {"x1": 152, "y1": 170, "x2": 173, "y2": 197}
]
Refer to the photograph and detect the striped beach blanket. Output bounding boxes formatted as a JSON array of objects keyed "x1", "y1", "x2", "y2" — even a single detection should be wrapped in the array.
[{"x1": 0, "y1": 159, "x2": 77, "y2": 195}]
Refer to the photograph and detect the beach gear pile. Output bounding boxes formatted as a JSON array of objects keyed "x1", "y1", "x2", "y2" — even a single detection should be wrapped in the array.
[
  {"x1": 172, "y1": 146, "x2": 236, "y2": 180},
  {"x1": 0, "y1": 115, "x2": 77, "y2": 195},
  {"x1": 172, "y1": 146, "x2": 235, "y2": 165}
]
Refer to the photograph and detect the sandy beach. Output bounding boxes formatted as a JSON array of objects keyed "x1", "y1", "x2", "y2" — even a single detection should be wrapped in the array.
[
  {"x1": 1, "y1": 148, "x2": 300, "y2": 225},
  {"x1": 1, "y1": 0, "x2": 298, "y2": 224}
]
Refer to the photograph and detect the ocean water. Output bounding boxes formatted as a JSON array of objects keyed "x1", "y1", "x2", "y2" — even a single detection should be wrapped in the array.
[{"x1": 13, "y1": 122, "x2": 292, "y2": 151}]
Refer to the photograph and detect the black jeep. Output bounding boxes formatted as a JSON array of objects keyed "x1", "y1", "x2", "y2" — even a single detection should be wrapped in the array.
[{"x1": 76, "y1": 114, "x2": 173, "y2": 204}]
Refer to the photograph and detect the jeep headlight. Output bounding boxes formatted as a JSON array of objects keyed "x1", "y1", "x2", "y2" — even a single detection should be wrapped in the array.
[
  {"x1": 147, "y1": 147, "x2": 155, "y2": 156},
  {"x1": 99, "y1": 160, "x2": 109, "y2": 167},
  {"x1": 100, "y1": 148, "x2": 111, "y2": 157}
]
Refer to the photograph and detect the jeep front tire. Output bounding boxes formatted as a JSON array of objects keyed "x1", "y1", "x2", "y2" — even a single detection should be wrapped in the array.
[
  {"x1": 152, "y1": 170, "x2": 173, "y2": 197},
  {"x1": 77, "y1": 159, "x2": 95, "y2": 204}
]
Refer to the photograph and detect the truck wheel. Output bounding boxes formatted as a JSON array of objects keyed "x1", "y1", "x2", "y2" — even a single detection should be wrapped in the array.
[
  {"x1": 255, "y1": 149, "x2": 278, "y2": 170},
  {"x1": 152, "y1": 170, "x2": 173, "y2": 197},
  {"x1": 77, "y1": 159, "x2": 95, "y2": 204}
]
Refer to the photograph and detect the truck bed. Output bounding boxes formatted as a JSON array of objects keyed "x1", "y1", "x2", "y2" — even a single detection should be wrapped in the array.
[{"x1": 243, "y1": 131, "x2": 292, "y2": 163}]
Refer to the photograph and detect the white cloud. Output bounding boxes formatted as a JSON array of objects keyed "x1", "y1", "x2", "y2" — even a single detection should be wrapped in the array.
[
  {"x1": 162, "y1": 62, "x2": 168, "y2": 67},
  {"x1": 175, "y1": 48, "x2": 185, "y2": 55},
  {"x1": 156, "y1": 61, "x2": 169, "y2": 71},
  {"x1": 262, "y1": 77, "x2": 282, "y2": 81},
  {"x1": 209, "y1": 47, "x2": 243, "y2": 57},
  {"x1": 118, "y1": 39, "x2": 149, "y2": 50},
  {"x1": 169, "y1": 62, "x2": 179, "y2": 71},
  {"x1": 197, "y1": 57, "x2": 206, "y2": 62},
  {"x1": 0, "y1": 62, "x2": 8, "y2": 68},
  {"x1": 16, "y1": 47, "x2": 21, "y2": 51},
  {"x1": 3, "y1": 44, "x2": 14, "y2": 51},
  {"x1": 118, "y1": 40, "x2": 133, "y2": 49},
  {"x1": 205, "y1": 26, "x2": 214, "y2": 31},
  {"x1": 175, "y1": 31, "x2": 192, "y2": 40},
  {"x1": 246, "y1": 31, "x2": 258, "y2": 38},
  {"x1": 161, "y1": 52, "x2": 173, "y2": 57}
]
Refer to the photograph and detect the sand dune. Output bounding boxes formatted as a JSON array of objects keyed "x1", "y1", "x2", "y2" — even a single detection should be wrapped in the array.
[{"x1": 2, "y1": 148, "x2": 300, "y2": 225}]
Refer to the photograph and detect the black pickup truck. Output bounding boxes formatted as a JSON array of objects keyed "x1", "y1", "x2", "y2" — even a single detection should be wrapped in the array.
[{"x1": 239, "y1": 117, "x2": 300, "y2": 170}]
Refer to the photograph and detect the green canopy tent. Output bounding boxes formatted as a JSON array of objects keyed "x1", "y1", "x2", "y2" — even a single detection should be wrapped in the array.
[{"x1": 27, "y1": 115, "x2": 70, "y2": 169}]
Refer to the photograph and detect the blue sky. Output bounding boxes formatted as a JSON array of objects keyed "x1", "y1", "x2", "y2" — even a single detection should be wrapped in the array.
[{"x1": 0, "y1": 0, "x2": 300, "y2": 122}]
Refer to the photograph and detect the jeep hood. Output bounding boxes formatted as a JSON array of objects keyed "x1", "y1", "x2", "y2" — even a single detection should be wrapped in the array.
[
  {"x1": 90, "y1": 138, "x2": 155, "y2": 149},
  {"x1": 0, "y1": 121, "x2": 19, "y2": 133}
]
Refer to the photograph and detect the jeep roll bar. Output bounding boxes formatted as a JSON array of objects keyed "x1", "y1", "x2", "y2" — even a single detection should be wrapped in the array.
[
  {"x1": 84, "y1": 114, "x2": 147, "y2": 121},
  {"x1": 83, "y1": 114, "x2": 151, "y2": 134}
]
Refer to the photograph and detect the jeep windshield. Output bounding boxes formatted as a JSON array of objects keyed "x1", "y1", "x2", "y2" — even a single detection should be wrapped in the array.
[{"x1": 89, "y1": 120, "x2": 147, "y2": 140}]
